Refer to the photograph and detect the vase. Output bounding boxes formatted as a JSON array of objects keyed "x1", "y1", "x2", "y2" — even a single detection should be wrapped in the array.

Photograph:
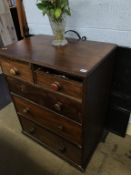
[{"x1": 49, "y1": 15, "x2": 68, "y2": 46}]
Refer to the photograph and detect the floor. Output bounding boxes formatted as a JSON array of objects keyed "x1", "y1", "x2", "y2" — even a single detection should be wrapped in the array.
[{"x1": 0, "y1": 103, "x2": 131, "y2": 175}]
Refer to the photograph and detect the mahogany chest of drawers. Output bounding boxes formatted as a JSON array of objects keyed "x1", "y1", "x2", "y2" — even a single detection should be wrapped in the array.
[{"x1": 0, "y1": 35, "x2": 116, "y2": 170}]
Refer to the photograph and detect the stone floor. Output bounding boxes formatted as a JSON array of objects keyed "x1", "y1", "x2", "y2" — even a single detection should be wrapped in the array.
[{"x1": 0, "y1": 103, "x2": 131, "y2": 175}]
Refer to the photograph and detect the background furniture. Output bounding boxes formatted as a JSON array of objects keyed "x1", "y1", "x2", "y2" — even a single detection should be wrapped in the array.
[
  {"x1": 0, "y1": 0, "x2": 17, "y2": 46},
  {"x1": 107, "y1": 47, "x2": 131, "y2": 136}
]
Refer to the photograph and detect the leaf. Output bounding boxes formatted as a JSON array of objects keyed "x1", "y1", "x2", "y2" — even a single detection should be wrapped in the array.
[
  {"x1": 36, "y1": 3, "x2": 45, "y2": 10},
  {"x1": 42, "y1": 7, "x2": 48, "y2": 15},
  {"x1": 49, "y1": 9, "x2": 55, "y2": 17},
  {"x1": 61, "y1": 0, "x2": 68, "y2": 8},
  {"x1": 54, "y1": 8, "x2": 62, "y2": 19},
  {"x1": 64, "y1": 8, "x2": 71, "y2": 16}
]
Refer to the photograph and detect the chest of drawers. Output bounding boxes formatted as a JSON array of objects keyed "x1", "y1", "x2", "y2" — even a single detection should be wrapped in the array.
[{"x1": 0, "y1": 35, "x2": 116, "y2": 170}]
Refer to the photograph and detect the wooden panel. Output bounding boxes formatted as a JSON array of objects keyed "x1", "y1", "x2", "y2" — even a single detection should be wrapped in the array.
[
  {"x1": 19, "y1": 116, "x2": 82, "y2": 165},
  {"x1": 82, "y1": 52, "x2": 115, "y2": 166},
  {"x1": 34, "y1": 68, "x2": 83, "y2": 99},
  {"x1": 7, "y1": 76, "x2": 82, "y2": 123},
  {"x1": 0, "y1": 58, "x2": 33, "y2": 83},
  {"x1": 10, "y1": 7, "x2": 22, "y2": 40},
  {"x1": 12, "y1": 95, "x2": 82, "y2": 145}
]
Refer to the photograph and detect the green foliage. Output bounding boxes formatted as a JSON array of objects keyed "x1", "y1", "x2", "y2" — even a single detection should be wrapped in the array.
[{"x1": 36, "y1": 0, "x2": 71, "y2": 22}]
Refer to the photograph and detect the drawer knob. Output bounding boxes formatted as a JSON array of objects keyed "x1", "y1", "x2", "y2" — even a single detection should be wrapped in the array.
[
  {"x1": 23, "y1": 108, "x2": 30, "y2": 114},
  {"x1": 57, "y1": 125, "x2": 64, "y2": 131},
  {"x1": 10, "y1": 68, "x2": 19, "y2": 76},
  {"x1": 29, "y1": 127, "x2": 36, "y2": 134},
  {"x1": 51, "y1": 82, "x2": 61, "y2": 91},
  {"x1": 54, "y1": 102, "x2": 63, "y2": 111},
  {"x1": 20, "y1": 85, "x2": 26, "y2": 92},
  {"x1": 58, "y1": 145, "x2": 66, "y2": 153}
]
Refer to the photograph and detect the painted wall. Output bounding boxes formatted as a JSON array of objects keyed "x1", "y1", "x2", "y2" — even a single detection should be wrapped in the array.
[{"x1": 24, "y1": 0, "x2": 131, "y2": 48}]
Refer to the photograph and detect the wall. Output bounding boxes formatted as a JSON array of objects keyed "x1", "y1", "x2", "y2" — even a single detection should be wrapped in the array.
[
  {"x1": 0, "y1": 0, "x2": 8, "y2": 13},
  {"x1": 24, "y1": 0, "x2": 131, "y2": 48}
]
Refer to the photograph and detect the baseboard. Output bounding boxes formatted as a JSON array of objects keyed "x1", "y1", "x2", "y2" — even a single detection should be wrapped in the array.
[{"x1": 127, "y1": 124, "x2": 131, "y2": 136}]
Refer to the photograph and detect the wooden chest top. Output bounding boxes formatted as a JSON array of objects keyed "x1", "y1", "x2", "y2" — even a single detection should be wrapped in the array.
[{"x1": 0, "y1": 35, "x2": 116, "y2": 78}]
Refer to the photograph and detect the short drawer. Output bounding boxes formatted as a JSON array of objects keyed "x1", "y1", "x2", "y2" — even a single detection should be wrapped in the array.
[
  {"x1": 0, "y1": 58, "x2": 33, "y2": 83},
  {"x1": 12, "y1": 95, "x2": 82, "y2": 145},
  {"x1": 34, "y1": 68, "x2": 83, "y2": 99},
  {"x1": 7, "y1": 76, "x2": 82, "y2": 123},
  {"x1": 19, "y1": 116, "x2": 82, "y2": 165}
]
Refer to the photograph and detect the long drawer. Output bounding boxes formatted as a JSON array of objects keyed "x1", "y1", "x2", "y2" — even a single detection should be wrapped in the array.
[
  {"x1": 19, "y1": 116, "x2": 82, "y2": 165},
  {"x1": 0, "y1": 58, "x2": 33, "y2": 83},
  {"x1": 34, "y1": 68, "x2": 83, "y2": 99},
  {"x1": 7, "y1": 76, "x2": 82, "y2": 123},
  {"x1": 12, "y1": 95, "x2": 82, "y2": 145}
]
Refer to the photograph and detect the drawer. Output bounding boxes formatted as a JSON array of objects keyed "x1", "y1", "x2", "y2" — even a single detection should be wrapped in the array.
[
  {"x1": 19, "y1": 116, "x2": 82, "y2": 165},
  {"x1": 7, "y1": 76, "x2": 82, "y2": 123},
  {"x1": 12, "y1": 95, "x2": 82, "y2": 145},
  {"x1": 0, "y1": 58, "x2": 33, "y2": 83},
  {"x1": 34, "y1": 68, "x2": 83, "y2": 99}
]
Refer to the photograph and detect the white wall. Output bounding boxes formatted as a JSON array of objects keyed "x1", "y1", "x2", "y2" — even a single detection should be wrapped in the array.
[
  {"x1": 24, "y1": 0, "x2": 131, "y2": 48},
  {"x1": 0, "y1": 0, "x2": 8, "y2": 13}
]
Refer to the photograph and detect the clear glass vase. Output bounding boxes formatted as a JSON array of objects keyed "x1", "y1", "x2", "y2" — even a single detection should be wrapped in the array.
[{"x1": 49, "y1": 15, "x2": 68, "y2": 46}]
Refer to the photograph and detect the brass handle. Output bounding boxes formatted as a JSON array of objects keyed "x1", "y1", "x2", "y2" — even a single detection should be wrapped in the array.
[
  {"x1": 51, "y1": 81, "x2": 61, "y2": 91},
  {"x1": 58, "y1": 145, "x2": 66, "y2": 153},
  {"x1": 10, "y1": 68, "x2": 19, "y2": 76},
  {"x1": 29, "y1": 127, "x2": 36, "y2": 134},
  {"x1": 23, "y1": 108, "x2": 30, "y2": 114},
  {"x1": 54, "y1": 102, "x2": 63, "y2": 111}
]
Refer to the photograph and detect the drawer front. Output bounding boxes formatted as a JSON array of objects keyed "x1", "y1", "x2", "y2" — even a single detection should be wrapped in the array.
[
  {"x1": 12, "y1": 95, "x2": 82, "y2": 145},
  {"x1": 7, "y1": 76, "x2": 82, "y2": 123},
  {"x1": 0, "y1": 59, "x2": 33, "y2": 82},
  {"x1": 19, "y1": 116, "x2": 82, "y2": 165},
  {"x1": 34, "y1": 70, "x2": 82, "y2": 99}
]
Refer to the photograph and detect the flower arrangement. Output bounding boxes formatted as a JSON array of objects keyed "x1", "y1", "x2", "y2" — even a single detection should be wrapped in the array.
[
  {"x1": 36, "y1": 0, "x2": 71, "y2": 46},
  {"x1": 36, "y1": 0, "x2": 71, "y2": 22}
]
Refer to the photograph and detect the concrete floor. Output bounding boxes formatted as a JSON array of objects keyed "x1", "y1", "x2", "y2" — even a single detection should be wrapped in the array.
[{"x1": 0, "y1": 103, "x2": 131, "y2": 175}]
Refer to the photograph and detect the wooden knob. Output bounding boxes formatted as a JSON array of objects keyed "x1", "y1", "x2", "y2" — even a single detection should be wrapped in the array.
[
  {"x1": 57, "y1": 125, "x2": 64, "y2": 131},
  {"x1": 54, "y1": 102, "x2": 63, "y2": 111},
  {"x1": 20, "y1": 85, "x2": 26, "y2": 92},
  {"x1": 29, "y1": 127, "x2": 36, "y2": 134},
  {"x1": 51, "y1": 81, "x2": 61, "y2": 91},
  {"x1": 10, "y1": 68, "x2": 19, "y2": 76},
  {"x1": 23, "y1": 108, "x2": 30, "y2": 114},
  {"x1": 58, "y1": 145, "x2": 66, "y2": 153}
]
